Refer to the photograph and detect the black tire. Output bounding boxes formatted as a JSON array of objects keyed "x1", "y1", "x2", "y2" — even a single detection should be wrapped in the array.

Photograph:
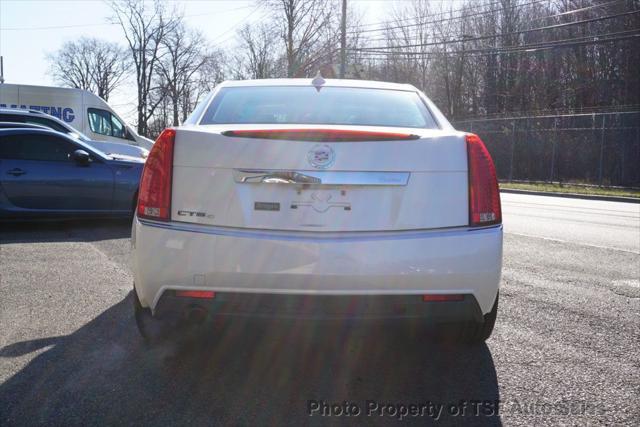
[
  {"x1": 131, "y1": 191, "x2": 138, "y2": 217},
  {"x1": 133, "y1": 287, "x2": 170, "y2": 344},
  {"x1": 466, "y1": 292, "x2": 499, "y2": 343},
  {"x1": 133, "y1": 286, "x2": 208, "y2": 345},
  {"x1": 433, "y1": 293, "x2": 499, "y2": 345}
]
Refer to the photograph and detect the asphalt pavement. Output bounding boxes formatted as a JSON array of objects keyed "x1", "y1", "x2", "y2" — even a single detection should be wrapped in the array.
[
  {"x1": 0, "y1": 193, "x2": 638, "y2": 426},
  {"x1": 502, "y1": 193, "x2": 640, "y2": 253}
]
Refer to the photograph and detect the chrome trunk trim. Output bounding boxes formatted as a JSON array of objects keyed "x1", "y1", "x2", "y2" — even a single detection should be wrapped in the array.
[{"x1": 232, "y1": 170, "x2": 410, "y2": 186}]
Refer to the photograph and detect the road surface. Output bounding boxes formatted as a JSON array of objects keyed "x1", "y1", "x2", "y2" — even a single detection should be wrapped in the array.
[
  {"x1": 502, "y1": 192, "x2": 640, "y2": 253},
  {"x1": 1, "y1": 193, "x2": 638, "y2": 426}
]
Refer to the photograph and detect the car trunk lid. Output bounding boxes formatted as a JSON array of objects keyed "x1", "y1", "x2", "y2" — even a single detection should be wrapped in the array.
[{"x1": 171, "y1": 124, "x2": 469, "y2": 231}]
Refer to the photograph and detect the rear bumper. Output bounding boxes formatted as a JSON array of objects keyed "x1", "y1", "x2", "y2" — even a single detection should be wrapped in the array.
[
  {"x1": 132, "y1": 218, "x2": 502, "y2": 316},
  {"x1": 153, "y1": 292, "x2": 485, "y2": 323}
]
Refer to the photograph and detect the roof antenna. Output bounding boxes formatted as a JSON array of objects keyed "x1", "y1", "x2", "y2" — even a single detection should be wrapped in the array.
[{"x1": 311, "y1": 70, "x2": 325, "y2": 92}]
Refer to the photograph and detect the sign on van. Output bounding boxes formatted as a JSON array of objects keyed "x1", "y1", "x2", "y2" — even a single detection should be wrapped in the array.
[{"x1": 0, "y1": 103, "x2": 75, "y2": 123}]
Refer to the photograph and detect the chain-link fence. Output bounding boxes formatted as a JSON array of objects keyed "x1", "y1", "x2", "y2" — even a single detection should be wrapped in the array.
[{"x1": 454, "y1": 112, "x2": 640, "y2": 187}]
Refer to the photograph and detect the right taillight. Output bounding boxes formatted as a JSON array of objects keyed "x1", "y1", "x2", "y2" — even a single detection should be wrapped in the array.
[
  {"x1": 466, "y1": 133, "x2": 501, "y2": 226},
  {"x1": 137, "y1": 128, "x2": 175, "y2": 221}
]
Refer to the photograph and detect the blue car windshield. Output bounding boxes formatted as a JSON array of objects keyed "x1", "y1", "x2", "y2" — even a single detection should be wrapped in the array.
[{"x1": 200, "y1": 86, "x2": 439, "y2": 129}]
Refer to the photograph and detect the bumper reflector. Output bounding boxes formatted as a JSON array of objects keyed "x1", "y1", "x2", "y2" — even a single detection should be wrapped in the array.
[
  {"x1": 175, "y1": 290, "x2": 216, "y2": 299},
  {"x1": 422, "y1": 294, "x2": 465, "y2": 302}
]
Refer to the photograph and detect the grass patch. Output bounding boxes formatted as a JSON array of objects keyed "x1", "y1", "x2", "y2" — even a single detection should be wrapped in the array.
[{"x1": 499, "y1": 182, "x2": 640, "y2": 199}]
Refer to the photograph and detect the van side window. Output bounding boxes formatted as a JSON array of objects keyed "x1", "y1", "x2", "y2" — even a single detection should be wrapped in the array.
[
  {"x1": 111, "y1": 114, "x2": 125, "y2": 138},
  {"x1": 88, "y1": 108, "x2": 130, "y2": 140}
]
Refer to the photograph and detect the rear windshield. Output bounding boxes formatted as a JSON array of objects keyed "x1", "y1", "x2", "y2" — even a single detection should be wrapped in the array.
[{"x1": 200, "y1": 86, "x2": 438, "y2": 129}]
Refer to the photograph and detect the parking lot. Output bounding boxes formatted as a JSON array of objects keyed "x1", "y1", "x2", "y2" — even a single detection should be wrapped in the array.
[{"x1": 1, "y1": 193, "x2": 638, "y2": 426}]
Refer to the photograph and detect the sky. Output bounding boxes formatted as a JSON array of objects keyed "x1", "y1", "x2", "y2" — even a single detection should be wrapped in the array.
[{"x1": 0, "y1": 0, "x2": 406, "y2": 124}]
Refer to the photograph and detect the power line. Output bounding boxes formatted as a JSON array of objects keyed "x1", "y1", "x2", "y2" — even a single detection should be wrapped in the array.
[
  {"x1": 209, "y1": 6, "x2": 264, "y2": 45},
  {"x1": 351, "y1": 0, "x2": 505, "y2": 29},
  {"x1": 185, "y1": 4, "x2": 255, "y2": 19},
  {"x1": 2, "y1": 22, "x2": 115, "y2": 31},
  {"x1": 531, "y1": 0, "x2": 626, "y2": 22},
  {"x1": 362, "y1": 0, "x2": 627, "y2": 42},
  {"x1": 349, "y1": 0, "x2": 547, "y2": 32},
  {"x1": 349, "y1": 0, "x2": 553, "y2": 34},
  {"x1": 349, "y1": 30, "x2": 640, "y2": 57},
  {"x1": 0, "y1": 4, "x2": 254, "y2": 31},
  {"x1": 354, "y1": 10, "x2": 640, "y2": 52},
  {"x1": 351, "y1": 0, "x2": 628, "y2": 39},
  {"x1": 352, "y1": 32, "x2": 640, "y2": 57}
]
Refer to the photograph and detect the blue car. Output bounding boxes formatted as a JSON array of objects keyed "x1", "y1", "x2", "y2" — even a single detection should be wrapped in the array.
[{"x1": 0, "y1": 128, "x2": 144, "y2": 220}]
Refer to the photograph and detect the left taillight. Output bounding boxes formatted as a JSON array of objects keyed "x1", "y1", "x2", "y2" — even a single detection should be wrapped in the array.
[{"x1": 137, "y1": 128, "x2": 175, "y2": 221}]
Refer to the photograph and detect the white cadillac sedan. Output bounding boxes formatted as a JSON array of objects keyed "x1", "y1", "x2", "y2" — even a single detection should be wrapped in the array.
[{"x1": 132, "y1": 78, "x2": 502, "y2": 344}]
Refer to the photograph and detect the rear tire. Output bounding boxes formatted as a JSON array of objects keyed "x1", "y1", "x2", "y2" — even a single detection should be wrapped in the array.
[
  {"x1": 433, "y1": 293, "x2": 499, "y2": 345},
  {"x1": 131, "y1": 191, "x2": 138, "y2": 217},
  {"x1": 133, "y1": 286, "x2": 209, "y2": 345},
  {"x1": 133, "y1": 287, "x2": 170, "y2": 344}
]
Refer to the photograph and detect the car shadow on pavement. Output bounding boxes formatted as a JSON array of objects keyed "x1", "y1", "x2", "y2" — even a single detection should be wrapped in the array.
[
  {"x1": 0, "y1": 219, "x2": 132, "y2": 244},
  {"x1": 0, "y1": 292, "x2": 501, "y2": 426}
]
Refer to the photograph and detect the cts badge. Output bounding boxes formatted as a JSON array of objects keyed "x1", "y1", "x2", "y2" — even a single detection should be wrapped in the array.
[
  {"x1": 307, "y1": 144, "x2": 335, "y2": 169},
  {"x1": 177, "y1": 210, "x2": 214, "y2": 218}
]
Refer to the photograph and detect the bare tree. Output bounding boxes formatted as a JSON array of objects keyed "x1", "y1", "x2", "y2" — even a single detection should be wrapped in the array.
[
  {"x1": 382, "y1": 0, "x2": 432, "y2": 90},
  {"x1": 196, "y1": 50, "x2": 227, "y2": 94},
  {"x1": 47, "y1": 40, "x2": 93, "y2": 93},
  {"x1": 150, "y1": 47, "x2": 226, "y2": 133},
  {"x1": 235, "y1": 23, "x2": 280, "y2": 79},
  {"x1": 340, "y1": 3, "x2": 367, "y2": 78},
  {"x1": 262, "y1": 0, "x2": 337, "y2": 77},
  {"x1": 158, "y1": 23, "x2": 207, "y2": 126},
  {"x1": 47, "y1": 37, "x2": 128, "y2": 101},
  {"x1": 109, "y1": 0, "x2": 178, "y2": 136},
  {"x1": 178, "y1": 49, "x2": 226, "y2": 122},
  {"x1": 105, "y1": 0, "x2": 639, "y2": 138},
  {"x1": 358, "y1": 0, "x2": 639, "y2": 118},
  {"x1": 91, "y1": 40, "x2": 130, "y2": 102}
]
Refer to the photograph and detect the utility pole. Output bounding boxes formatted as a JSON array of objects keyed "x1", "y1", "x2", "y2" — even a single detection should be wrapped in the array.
[
  {"x1": 0, "y1": 56, "x2": 5, "y2": 84},
  {"x1": 339, "y1": 0, "x2": 347, "y2": 79}
]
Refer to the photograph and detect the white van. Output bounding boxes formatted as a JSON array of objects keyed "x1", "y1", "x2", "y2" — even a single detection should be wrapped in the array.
[{"x1": 0, "y1": 83, "x2": 154, "y2": 149}]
